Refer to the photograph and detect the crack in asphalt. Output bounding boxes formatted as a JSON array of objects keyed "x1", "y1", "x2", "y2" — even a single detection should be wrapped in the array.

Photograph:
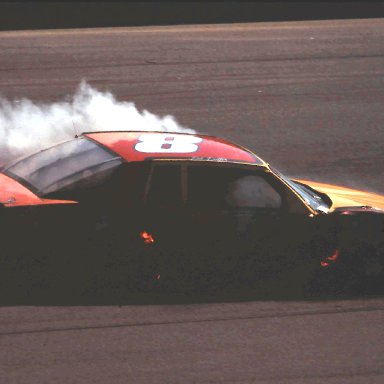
[
  {"x1": 199, "y1": 370, "x2": 384, "y2": 384},
  {"x1": 0, "y1": 53, "x2": 383, "y2": 73},
  {"x1": 0, "y1": 305, "x2": 383, "y2": 338}
]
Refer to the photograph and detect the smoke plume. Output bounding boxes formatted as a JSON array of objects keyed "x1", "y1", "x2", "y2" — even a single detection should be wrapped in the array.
[{"x1": 0, "y1": 81, "x2": 194, "y2": 165}]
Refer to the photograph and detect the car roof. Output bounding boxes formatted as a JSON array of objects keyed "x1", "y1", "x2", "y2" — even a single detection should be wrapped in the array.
[{"x1": 83, "y1": 131, "x2": 267, "y2": 166}]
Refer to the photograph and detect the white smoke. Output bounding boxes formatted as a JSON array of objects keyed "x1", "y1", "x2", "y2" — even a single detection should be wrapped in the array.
[{"x1": 0, "y1": 81, "x2": 194, "y2": 165}]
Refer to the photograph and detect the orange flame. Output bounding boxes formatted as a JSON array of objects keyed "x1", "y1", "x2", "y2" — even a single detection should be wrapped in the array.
[
  {"x1": 326, "y1": 249, "x2": 339, "y2": 262},
  {"x1": 140, "y1": 231, "x2": 154, "y2": 244},
  {"x1": 320, "y1": 249, "x2": 339, "y2": 268}
]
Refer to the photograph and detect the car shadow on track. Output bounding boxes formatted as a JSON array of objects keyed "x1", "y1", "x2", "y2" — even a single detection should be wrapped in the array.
[{"x1": 0, "y1": 274, "x2": 382, "y2": 306}]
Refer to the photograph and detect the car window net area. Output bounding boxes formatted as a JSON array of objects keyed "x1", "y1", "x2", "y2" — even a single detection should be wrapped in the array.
[
  {"x1": 188, "y1": 167, "x2": 282, "y2": 209},
  {"x1": 225, "y1": 175, "x2": 281, "y2": 208},
  {"x1": 147, "y1": 165, "x2": 182, "y2": 207},
  {"x1": 5, "y1": 138, "x2": 122, "y2": 196}
]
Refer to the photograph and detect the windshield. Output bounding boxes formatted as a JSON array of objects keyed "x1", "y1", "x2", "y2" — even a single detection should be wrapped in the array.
[
  {"x1": 271, "y1": 168, "x2": 330, "y2": 213},
  {"x1": 5, "y1": 137, "x2": 122, "y2": 196}
]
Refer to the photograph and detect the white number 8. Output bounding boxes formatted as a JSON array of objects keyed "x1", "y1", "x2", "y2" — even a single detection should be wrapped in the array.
[{"x1": 135, "y1": 133, "x2": 202, "y2": 153}]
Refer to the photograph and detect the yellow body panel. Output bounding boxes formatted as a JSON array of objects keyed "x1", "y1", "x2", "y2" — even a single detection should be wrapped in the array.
[{"x1": 294, "y1": 179, "x2": 384, "y2": 212}]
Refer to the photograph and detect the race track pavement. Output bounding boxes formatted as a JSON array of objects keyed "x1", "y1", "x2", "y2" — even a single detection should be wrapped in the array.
[{"x1": 0, "y1": 19, "x2": 383, "y2": 383}]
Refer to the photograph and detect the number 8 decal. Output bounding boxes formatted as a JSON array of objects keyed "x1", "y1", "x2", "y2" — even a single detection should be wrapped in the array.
[{"x1": 135, "y1": 133, "x2": 202, "y2": 153}]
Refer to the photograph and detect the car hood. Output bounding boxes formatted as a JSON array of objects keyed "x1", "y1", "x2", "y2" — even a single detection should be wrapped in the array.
[{"x1": 294, "y1": 179, "x2": 384, "y2": 212}]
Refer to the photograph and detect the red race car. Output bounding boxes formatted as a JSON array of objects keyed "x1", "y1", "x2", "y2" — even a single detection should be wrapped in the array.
[{"x1": 0, "y1": 131, "x2": 383, "y2": 298}]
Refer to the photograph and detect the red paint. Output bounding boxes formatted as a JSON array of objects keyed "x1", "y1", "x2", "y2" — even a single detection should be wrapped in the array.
[{"x1": 85, "y1": 131, "x2": 264, "y2": 165}]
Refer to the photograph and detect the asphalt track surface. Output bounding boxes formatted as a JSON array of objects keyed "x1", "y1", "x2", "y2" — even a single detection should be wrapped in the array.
[{"x1": 0, "y1": 19, "x2": 383, "y2": 383}]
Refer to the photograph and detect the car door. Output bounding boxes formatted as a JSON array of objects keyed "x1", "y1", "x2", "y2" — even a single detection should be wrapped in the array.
[{"x1": 185, "y1": 163, "x2": 324, "y2": 284}]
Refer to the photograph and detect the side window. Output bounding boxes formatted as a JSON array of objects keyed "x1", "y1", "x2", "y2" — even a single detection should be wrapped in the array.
[
  {"x1": 111, "y1": 163, "x2": 151, "y2": 208},
  {"x1": 188, "y1": 167, "x2": 228, "y2": 208},
  {"x1": 225, "y1": 175, "x2": 282, "y2": 209},
  {"x1": 146, "y1": 165, "x2": 182, "y2": 208},
  {"x1": 187, "y1": 166, "x2": 282, "y2": 210}
]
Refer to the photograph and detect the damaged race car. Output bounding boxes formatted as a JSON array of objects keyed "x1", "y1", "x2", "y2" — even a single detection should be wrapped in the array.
[{"x1": 0, "y1": 131, "x2": 383, "y2": 298}]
